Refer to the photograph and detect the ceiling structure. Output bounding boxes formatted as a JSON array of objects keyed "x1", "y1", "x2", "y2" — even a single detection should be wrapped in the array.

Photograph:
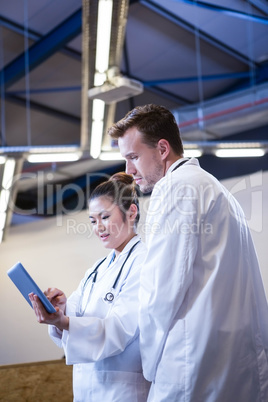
[{"x1": 0, "y1": 0, "x2": 268, "y2": 237}]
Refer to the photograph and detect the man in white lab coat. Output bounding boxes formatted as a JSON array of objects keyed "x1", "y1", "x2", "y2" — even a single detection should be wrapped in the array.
[{"x1": 108, "y1": 104, "x2": 268, "y2": 402}]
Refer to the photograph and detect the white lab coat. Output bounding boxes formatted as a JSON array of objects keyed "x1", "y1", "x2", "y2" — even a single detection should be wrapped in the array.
[
  {"x1": 49, "y1": 235, "x2": 150, "y2": 402},
  {"x1": 139, "y1": 158, "x2": 268, "y2": 402}
]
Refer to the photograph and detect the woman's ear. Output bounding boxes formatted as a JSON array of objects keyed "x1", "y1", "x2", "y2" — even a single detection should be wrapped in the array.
[
  {"x1": 128, "y1": 203, "x2": 138, "y2": 223},
  {"x1": 157, "y1": 139, "x2": 170, "y2": 161}
]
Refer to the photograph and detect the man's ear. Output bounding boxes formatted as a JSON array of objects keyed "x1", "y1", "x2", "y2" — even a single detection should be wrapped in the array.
[{"x1": 157, "y1": 139, "x2": 170, "y2": 161}]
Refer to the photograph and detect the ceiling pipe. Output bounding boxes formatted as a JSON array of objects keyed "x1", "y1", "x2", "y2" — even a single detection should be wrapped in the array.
[{"x1": 178, "y1": 96, "x2": 268, "y2": 129}]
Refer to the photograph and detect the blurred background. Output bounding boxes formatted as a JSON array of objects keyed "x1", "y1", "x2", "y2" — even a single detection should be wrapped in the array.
[{"x1": 0, "y1": 0, "x2": 267, "y2": 365}]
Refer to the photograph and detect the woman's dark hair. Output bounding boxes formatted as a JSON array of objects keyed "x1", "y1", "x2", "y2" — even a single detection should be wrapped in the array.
[
  {"x1": 108, "y1": 104, "x2": 183, "y2": 155},
  {"x1": 89, "y1": 172, "x2": 140, "y2": 226}
]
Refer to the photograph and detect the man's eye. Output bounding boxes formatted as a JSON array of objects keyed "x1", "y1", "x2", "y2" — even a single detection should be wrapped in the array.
[{"x1": 130, "y1": 156, "x2": 138, "y2": 160}]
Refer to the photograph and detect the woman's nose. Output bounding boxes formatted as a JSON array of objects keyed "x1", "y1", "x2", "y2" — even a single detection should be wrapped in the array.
[{"x1": 96, "y1": 220, "x2": 105, "y2": 232}]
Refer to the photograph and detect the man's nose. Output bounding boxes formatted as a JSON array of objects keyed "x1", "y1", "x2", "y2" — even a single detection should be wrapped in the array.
[{"x1": 125, "y1": 160, "x2": 136, "y2": 175}]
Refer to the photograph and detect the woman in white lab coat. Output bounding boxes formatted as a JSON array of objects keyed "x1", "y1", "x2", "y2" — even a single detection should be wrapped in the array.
[{"x1": 29, "y1": 173, "x2": 150, "y2": 402}]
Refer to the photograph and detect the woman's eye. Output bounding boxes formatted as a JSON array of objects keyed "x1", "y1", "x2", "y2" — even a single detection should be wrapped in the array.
[
  {"x1": 102, "y1": 215, "x2": 109, "y2": 220},
  {"x1": 90, "y1": 220, "x2": 96, "y2": 225}
]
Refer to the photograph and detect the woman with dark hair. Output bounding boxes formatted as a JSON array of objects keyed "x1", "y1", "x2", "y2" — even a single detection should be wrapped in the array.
[{"x1": 29, "y1": 173, "x2": 150, "y2": 401}]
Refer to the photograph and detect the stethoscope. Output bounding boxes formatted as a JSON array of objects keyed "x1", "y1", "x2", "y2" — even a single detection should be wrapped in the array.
[
  {"x1": 76, "y1": 239, "x2": 140, "y2": 316},
  {"x1": 172, "y1": 158, "x2": 189, "y2": 172}
]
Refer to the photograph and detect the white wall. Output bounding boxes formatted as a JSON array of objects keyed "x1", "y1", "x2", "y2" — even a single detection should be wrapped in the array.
[
  {"x1": 0, "y1": 211, "x2": 108, "y2": 365},
  {"x1": 221, "y1": 170, "x2": 268, "y2": 289},
  {"x1": 0, "y1": 170, "x2": 267, "y2": 365}
]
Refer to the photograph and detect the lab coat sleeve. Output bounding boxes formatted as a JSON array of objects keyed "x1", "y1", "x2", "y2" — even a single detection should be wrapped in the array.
[
  {"x1": 139, "y1": 178, "x2": 199, "y2": 381},
  {"x1": 61, "y1": 251, "x2": 145, "y2": 364},
  {"x1": 48, "y1": 285, "x2": 81, "y2": 347}
]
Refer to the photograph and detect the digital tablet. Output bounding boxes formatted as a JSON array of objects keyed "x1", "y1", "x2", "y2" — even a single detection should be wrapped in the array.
[{"x1": 7, "y1": 261, "x2": 56, "y2": 314}]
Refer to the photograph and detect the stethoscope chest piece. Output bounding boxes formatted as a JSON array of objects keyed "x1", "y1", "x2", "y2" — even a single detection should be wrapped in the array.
[
  {"x1": 77, "y1": 240, "x2": 140, "y2": 315},
  {"x1": 104, "y1": 291, "x2": 114, "y2": 302}
]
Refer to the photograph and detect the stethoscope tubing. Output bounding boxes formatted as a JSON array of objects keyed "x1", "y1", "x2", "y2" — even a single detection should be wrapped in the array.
[{"x1": 77, "y1": 240, "x2": 140, "y2": 316}]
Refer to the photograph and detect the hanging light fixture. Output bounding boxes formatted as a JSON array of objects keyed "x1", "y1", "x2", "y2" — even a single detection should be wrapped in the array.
[
  {"x1": 90, "y1": 0, "x2": 113, "y2": 159},
  {"x1": 215, "y1": 148, "x2": 265, "y2": 158},
  {"x1": 0, "y1": 158, "x2": 16, "y2": 243}
]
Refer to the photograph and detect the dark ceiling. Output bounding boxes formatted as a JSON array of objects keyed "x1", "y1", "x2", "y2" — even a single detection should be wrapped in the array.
[{"x1": 0, "y1": 0, "x2": 268, "y2": 217}]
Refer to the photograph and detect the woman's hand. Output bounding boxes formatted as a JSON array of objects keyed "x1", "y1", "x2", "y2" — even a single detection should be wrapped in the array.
[
  {"x1": 29, "y1": 292, "x2": 69, "y2": 331},
  {"x1": 44, "y1": 287, "x2": 67, "y2": 314}
]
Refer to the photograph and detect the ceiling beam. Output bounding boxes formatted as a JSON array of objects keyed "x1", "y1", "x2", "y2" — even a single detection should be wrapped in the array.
[
  {"x1": 246, "y1": 0, "x2": 268, "y2": 15},
  {"x1": 5, "y1": 93, "x2": 80, "y2": 125},
  {"x1": 120, "y1": 68, "x2": 192, "y2": 104},
  {"x1": 0, "y1": 9, "x2": 82, "y2": 90},
  {"x1": 0, "y1": 15, "x2": 81, "y2": 61},
  {"x1": 148, "y1": 85, "x2": 192, "y2": 105},
  {"x1": 142, "y1": 71, "x2": 252, "y2": 86},
  {"x1": 0, "y1": 15, "x2": 39, "y2": 41},
  {"x1": 176, "y1": 0, "x2": 268, "y2": 24},
  {"x1": 135, "y1": 0, "x2": 259, "y2": 67},
  {"x1": 218, "y1": 61, "x2": 268, "y2": 96}
]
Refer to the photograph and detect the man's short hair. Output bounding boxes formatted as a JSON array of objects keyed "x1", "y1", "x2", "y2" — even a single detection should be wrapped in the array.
[{"x1": 108, "y1": 104, "x2": 184, "y2": 155}]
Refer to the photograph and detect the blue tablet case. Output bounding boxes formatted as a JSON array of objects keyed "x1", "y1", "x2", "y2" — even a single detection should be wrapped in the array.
[{"x1": 7, "y1": 261, "x2": 56, "y2": 314}]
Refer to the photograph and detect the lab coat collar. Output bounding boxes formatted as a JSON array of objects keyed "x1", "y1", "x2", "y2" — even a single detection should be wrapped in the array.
[
  {"x1": 104, "y1": 235, "x2": 141, "y2": 271},
  {"x1": 117, "y1": 234, "x2": 141, "y2": 257},
  {"x1": 167, "y1": 157, "x2": 199, "y2": 175}
]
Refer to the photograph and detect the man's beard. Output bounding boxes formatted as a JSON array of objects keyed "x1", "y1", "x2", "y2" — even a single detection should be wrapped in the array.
[{"x1": 139, "y1": 159, "x2": 163, "y2": 194}]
